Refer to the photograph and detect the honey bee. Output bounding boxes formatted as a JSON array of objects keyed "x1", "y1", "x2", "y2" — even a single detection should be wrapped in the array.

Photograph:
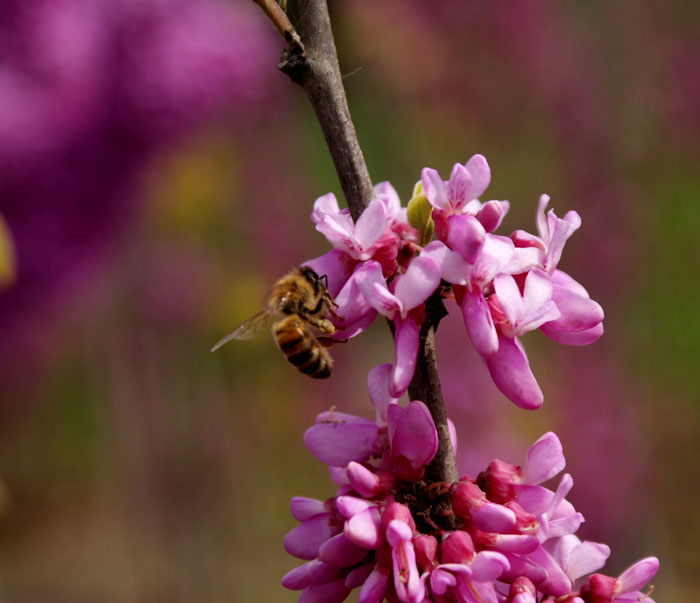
[{"x1": 211, "y1": 267, "x2": 342, "y2": 378}]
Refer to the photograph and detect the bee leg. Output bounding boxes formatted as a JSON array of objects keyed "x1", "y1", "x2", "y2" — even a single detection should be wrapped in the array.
[
  {"x1": 308, "y1": 317, "x2": 337, "y2": 334},
  {"x1": 317, "y1": 336, "x2": 348, "y2": 348},
  {"x1": 321, "y1": 295, "x2": 343, "y2": 319},
  {"x1": 328, "y1": 307, "x2": 343, "y2": 321}
]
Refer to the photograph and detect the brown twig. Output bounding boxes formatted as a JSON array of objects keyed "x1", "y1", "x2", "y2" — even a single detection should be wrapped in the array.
[
  {"x1": 252, "y1": 0, "x2": 304, "y2": 54},
  {"x1": 255, "y1": 0, "x2": 458, "y2": 519},
  {"x1": 408, "y1": 291, "x2": 460, "y2": 529},
  {"x1": 255, "y1": 0, "x2": 373, "y2": 221}
]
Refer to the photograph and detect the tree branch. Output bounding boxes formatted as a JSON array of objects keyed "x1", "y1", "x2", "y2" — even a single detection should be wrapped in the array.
[
  {"x1": 256, "y1": 0, "x2": 458, "y2": 515},
  {"x1": 264, "y1": 0, "x2": 373, "y2": 221},
  {"x1": 252, "y1": 0, "x2": 304, "y2": 54},
  {"x1": 408, "y1": 292, "x2": 460, "y2": 529}
]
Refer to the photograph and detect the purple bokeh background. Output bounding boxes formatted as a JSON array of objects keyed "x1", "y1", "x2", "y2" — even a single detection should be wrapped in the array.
[{"x1": 0, "y1": 1, "x2": 698, "y2": 600}]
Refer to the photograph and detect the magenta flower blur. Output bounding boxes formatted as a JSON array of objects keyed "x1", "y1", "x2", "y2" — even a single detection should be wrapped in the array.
[
  {"x1": 282, "y1": 366, "x2": 657, "y2": 602},
  {"x1": 303, "y1": 154, "x2": 604, "y2": 408},
  {"x1": 0, "y1": 0, "x2": 279, "y2": 380}
]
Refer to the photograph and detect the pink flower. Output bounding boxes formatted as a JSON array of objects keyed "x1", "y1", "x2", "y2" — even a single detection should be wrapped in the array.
[
  {"x1": 577, "y1": 557, "x2": 659, "y2": 603},
  {"x1": 421, "y1": 155, "x2": 494, "y2": 216},
  {"x1": 354, "y1": 256, "x2": 441, "y2": 396},
  {"x1": 512, "y1": 195, "x2": 604, "y2": 346},
  {"x1": 286, "y1": 406, "x2": 659, "y2": 603},
  {"x1": 421, "y1": 155, "x2": 510, "y2": 242},
  {"x1": 311, "y1": 193, "x2": 398, "y2": 275}
]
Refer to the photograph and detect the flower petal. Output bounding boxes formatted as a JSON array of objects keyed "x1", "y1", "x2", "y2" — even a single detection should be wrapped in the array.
[
  {"x1": 522, "y1": 432, "x2": 565, "y2": 484},
  {"x1": 355, "y1": 261, "x2": 402, "y2": 318},
  {"x1": 319, "y1": 533, "x2": 371, "y2": 567},
  {"x1": 493, "y1": 274, "x2": 524, "y2": 327},
  {"x1": 345, "y1": 563, "x2": 375, "y2": 589},
  {"x1": 548, "y1": 281, "x2": 604, "y2": 332},
  {"x1": 311, "y1": 192, "x2": 341, "y2": 224},
  {"x1": 522, "y1": 269, "x2": 556, "y2": 320},
  {"x1": 357, "y1": 566, "x2": 390, "y2": 603},
  {"x1": 565, "y1": 539, "x2": 610, "y2": 582},
  {"x1": 446, "y1": 162, "x2": 473, "y2": 211},
  {"x1": 470, "y1": 501, "x2": 517, "y2": 532},
  {"x1": 527, "y1": 546, "x2": 573, "y2": 597},
  {"x1": 290, "y1": 497, "x2": 327, "y2": 522},
  {"x1": 367, "y1": 363, "x2": 398, "y2": 425},
  {"x1": 355, "y1": 198, "x2": 388, "y2": 252},
  {"x1": 282, "y1": 560, "x2": 316, "y2": 590},
  {"x1": 477, "y1": 200, "x2": 508, "y2": 232},
  {"x1": 332, "y1": 267, "x2": 378, "y2": 339},
  {"x1": 448, "y1": 418, "x2": 458, "y2": 456},
  {"x1": 470, "y1": 551, "x2": 510, "y2": 582},
  {"x1": 430, "y1": 568, "x2": 457, "y2": 595},
  {"x1": 310, "y1": 561, "x2": 344, "y2": 585},
  {"x1": 541, "y1": 322, "x2": 604, "y2": 345},
  {"x1": 465, "y1": 154, "x2": 491, "y2": 199},
  {"x1": 544, "y1": 208, "x2": 581, "y2": 271},
  {"x1": 536, "y1": 194, "x2": 551, "y2": 240},
  {"x1": 345, "y1": 507, "x2": 382, "y2": 549},
  {"x1": 374, "y1": 181, "x2": 401, "y2": 218},
  {"x1": 447, "y1": 214, "x2": 486, "y2": 263},
  {"x1": 617, "y1": 557, "x2": 660, "y2": 593},
  {"x1": 304, "y1": 421, "x2": 378, "y2": 466},
  {"x1": 421, "y1": 167, "x2": 449, "y2": 210},
  {"x1": 461, "y1": 288, "x2": 499, "y2": 356},
  {"x1": 299, "y1": 579, "x2": 352, "y2": 603},
  {"x1": 315, "y1": 212, "x2": 358, "y2": 257},
  {"x1": 284, "y1": 513, "x2": 335, "y2": 559},
  {"x1": 421, "y1": 240, "x2": 470, "y2": 285},
  {"x1": 391, "y1": 400, "x2": 438, "y2": 470},
  {"x1": 392, "y1": 255, "x2": 441, "y2": 313},
  {"x1": 485, "y1": 336, "x2": 544, "y2": 410},
  {"x1": 390, "y1": 317, "x2": 420, "y2": 397},
  {"x1": 336, "y1": 494, "x2": 375, "y2": 519}
]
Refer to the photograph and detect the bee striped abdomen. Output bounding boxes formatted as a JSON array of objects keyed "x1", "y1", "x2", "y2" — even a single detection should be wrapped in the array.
[{"x1": 273, "y1": 315, "x2": 333, "y2": 379}]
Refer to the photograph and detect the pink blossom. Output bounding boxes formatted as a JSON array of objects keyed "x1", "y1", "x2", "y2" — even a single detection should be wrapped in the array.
[
  {"x1": 286, "y1": 400, "x2": 658, "y2": 603},
  {"x1": 576, "y1": 557, "x2": 659, "y2": 603},
  {"x1": 311, "y1": 193, "x2": 398, "y2": 273},
  {"x1": 512, "y1": 195, "x2": 604, "y2": 346},
  {"x1": 421, "y1": 155, "x2": 493, "y2": 216}
]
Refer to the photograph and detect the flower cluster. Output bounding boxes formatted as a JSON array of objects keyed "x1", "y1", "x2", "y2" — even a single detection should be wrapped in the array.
[
  {"x1": 282, "y1": 365, "x2": 658, "y2": 602},
  {"x1": 304, "y1": 155, "x2": 604, "y2": 409}
]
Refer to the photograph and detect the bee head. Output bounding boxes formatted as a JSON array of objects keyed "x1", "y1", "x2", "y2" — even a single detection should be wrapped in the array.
[{"x1": 299, "y1": 266, "x2": 328, "y2": 293}]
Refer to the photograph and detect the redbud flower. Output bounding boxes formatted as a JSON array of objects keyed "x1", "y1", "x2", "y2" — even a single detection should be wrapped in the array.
[
  {"x1": 283, "y1": 367, "x2": 657, "y2": 603},
  {"x1": 302, "y1": 155, "x2": 603, "y2": 408}
]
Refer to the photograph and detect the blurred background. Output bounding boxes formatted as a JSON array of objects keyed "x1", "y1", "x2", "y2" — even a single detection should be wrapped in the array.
[{"x1": 0, "y1": 0, "x2": 698, "y2": 601}]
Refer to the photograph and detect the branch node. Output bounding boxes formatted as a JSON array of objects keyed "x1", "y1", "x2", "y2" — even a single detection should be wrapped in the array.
[{"x1": 278, "y1": 46, "x2": 306, "y2": 84}]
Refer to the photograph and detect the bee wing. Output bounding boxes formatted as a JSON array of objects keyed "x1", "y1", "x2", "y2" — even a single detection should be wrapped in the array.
[{"x1": 211, "y1": 311, "x2": 273, "y2": 351}]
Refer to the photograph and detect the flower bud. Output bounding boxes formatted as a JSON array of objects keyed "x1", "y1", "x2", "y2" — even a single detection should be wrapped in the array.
[
  {"x1": 477, "y1": 459, "x2": 520, "y2": 503},
  {"x1": 440, "y1": 530, "x2": 475, "y2": 564},
  {"x1": 508, "y1": 576, "x2": 537, "y2": 603},
  {"x1": 413, "y1": 534, "x2": 439, "y2": 571},
  {"x1": 579, "y1": 573, "x2": 617, "y2": 603},
  {"x1": 380, "y1": 502, "x2": 415, "y2": 535}
]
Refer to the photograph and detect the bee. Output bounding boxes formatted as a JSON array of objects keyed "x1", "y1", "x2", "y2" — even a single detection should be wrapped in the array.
[{"x1": 211, "y1": 267, "x2": 342, "y2": 378}]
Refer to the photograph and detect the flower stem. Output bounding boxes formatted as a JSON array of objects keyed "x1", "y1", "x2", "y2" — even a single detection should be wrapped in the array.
[{"x1": 408, "y1": 292, "x2": 460, "y2": 529}]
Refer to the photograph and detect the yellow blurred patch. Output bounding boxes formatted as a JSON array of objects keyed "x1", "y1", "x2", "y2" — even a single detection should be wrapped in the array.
[
  {"x1": 145, "y1": 133, "x2": 239, "y2": 236},
  {"x1": 209, "y1": 272, "x2": 270, "y2": 346},
  {"x1": 0, "y1": 212, "x2": 16, "y2": 288}
]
